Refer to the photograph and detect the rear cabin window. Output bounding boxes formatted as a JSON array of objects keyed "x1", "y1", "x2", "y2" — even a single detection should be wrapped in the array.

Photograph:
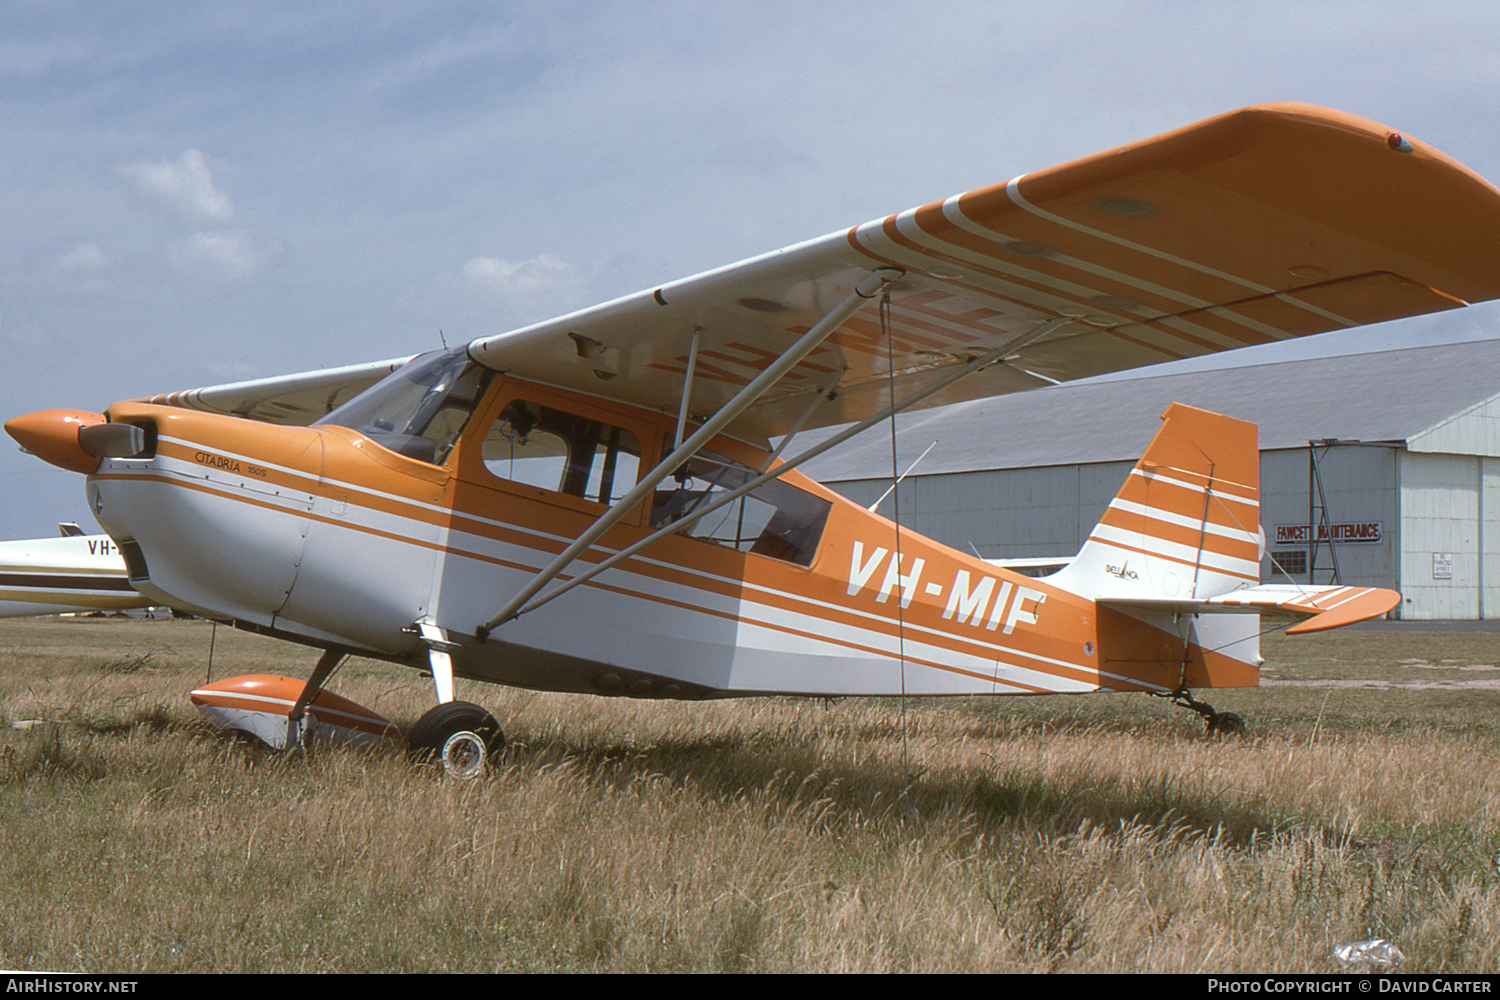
[
  {"x1": 482, "y1": 400, "x2": 641, "y2": 505},
  {"x1": 650, "y1": 449, "x2": 831, "y2": 566}
]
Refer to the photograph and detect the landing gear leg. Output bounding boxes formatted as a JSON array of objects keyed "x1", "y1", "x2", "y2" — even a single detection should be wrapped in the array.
[
  {"x1": 1165, "y1": 688, "x2": 1245, "y2": 736},
  {"x1": 402, "y1": 621, "x2": 504, "y2": 776},
  {"x1": 285, "y1": 649, "x2": 347, "y2": 748}
]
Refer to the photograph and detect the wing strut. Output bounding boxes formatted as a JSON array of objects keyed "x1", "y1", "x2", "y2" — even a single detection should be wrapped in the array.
[
  {"x1": 490, "y1": 313, "x2": 1077, "y2": 624},
  {"x1": 1190, "y1": 465, "x2": 1216, "y2": 599},
  {"x1": 475, "y1": 267, "x2": 903, "y2": 639},
  {"x1": 673, "y1": 328, "x2": 702, "y2": 449},
  {"x1": 759, "y1": 364, "x2": 848, "y2": 473}
]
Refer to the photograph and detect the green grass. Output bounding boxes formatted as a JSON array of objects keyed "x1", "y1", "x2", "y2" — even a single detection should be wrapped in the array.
[{"x1": 0, "y1": 617, "x2": 1498, "y2": 971}]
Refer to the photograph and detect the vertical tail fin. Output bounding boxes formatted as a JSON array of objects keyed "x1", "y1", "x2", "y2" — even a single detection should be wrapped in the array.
[
  {"x1": 1051, "y1": 403, "x2": 1265, "y2": 690},
  {"x1": 1052, "y1": 402, "x2": 1262, "y2": 604},
  {"x1": 1049, "y1": 403, "x2": 1393, "y2": 692}
]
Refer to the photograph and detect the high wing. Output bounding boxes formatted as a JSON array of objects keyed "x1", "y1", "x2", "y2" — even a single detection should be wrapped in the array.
[
  {"x1": 147, "y1": 357, "x2": 412, "y2": 426},
  {"x1": 149, "y1": 103, "x2": 1500, "y2": 444}
]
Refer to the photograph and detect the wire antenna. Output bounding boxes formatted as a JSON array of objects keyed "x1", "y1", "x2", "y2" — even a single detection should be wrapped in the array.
[{"x1": 880, "y1": 289, "x2": 916, "y2": 821}]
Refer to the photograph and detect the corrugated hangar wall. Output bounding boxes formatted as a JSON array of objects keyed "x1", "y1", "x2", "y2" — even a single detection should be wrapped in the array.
[
  {"x1": 822, "y1": 449, "x2": 1416, "y2": 605},
  {"x1": 1396, "y1": 451, "x2": 1500, "y2": 620},
  {"x1": 823, "y1": 445, "x2": 1500, "y2": 622},
  {"x1": 832, "y1": 463, "x2": 1132, "y2": 562},
  {"x1": 834, "y1": 449, "x2": 1398, "y2": 569},
  {"x1": 807, "y1": 341, "x2": 1500, "y2": 621},
  {"x1": 1259, "y1": 445, "x2": 1396, "y2": 595}
]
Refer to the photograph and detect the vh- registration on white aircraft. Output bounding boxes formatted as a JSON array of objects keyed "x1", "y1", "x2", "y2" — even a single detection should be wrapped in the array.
[
  {"x1": 10, "y1": 104, "x2": 1500, "y2": 776},
  {"x1": 0, "y1": 524, "x2": 146, "y2": 618}
]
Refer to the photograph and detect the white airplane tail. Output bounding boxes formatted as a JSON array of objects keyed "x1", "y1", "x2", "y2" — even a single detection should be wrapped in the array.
[
  {"x1": 1050, "y1": 402, "x2": 1262, "y2": 605},
  {"x1": 1050, "y1": 403, "x2": 1396, "y2": 694}
]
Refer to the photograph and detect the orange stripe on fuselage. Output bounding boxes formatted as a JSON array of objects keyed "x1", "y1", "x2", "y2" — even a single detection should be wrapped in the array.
[{"x1": 107, "y1": 459, "x2": 1085, "y2": 691}]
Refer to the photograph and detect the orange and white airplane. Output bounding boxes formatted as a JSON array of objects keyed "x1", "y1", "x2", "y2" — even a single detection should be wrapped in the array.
[{"x1": 8, "y1": 103, "x2": 1500, "y2": 774}]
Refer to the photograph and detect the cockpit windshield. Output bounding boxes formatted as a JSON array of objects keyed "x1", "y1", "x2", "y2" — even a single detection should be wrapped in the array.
[{"x1": 314, "y1": 347, "x2": 491, "y2": 465}]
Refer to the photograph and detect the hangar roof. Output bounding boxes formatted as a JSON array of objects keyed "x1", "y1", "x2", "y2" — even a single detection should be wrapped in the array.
[{"x1": 801, "y1": 338, "x2": 1500, "y2": 480}]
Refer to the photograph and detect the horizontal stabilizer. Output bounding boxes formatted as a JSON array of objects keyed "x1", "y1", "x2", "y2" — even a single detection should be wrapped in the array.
[
  {"x1": 984, "y1": 556, "x2": 1072, "y2": 575},
  {"x1": 1102, "y1": 584, "x2": 1399, "y2": 634}
]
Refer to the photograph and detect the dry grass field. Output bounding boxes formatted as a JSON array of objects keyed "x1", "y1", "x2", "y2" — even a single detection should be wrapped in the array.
[{"x1": 1, "y1": 616, "x2": 1498, "y2": 972}]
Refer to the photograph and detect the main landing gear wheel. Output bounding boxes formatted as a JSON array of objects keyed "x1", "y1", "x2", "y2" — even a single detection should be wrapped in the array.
[{"x1": 408, "y1": 701, "x2": 504, "y2": 778}]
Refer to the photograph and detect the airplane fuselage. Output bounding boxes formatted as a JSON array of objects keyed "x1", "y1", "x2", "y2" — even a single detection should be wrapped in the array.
[
  {"x1": 0, "y1": 533, "x2": 147, "y2": 617},
  {"x1": 84, "y1": 367, "x2": 1256, "y2": 701}
]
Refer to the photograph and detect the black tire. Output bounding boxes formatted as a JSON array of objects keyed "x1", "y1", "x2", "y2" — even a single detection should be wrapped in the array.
[
  {"x1": 407, "y1": 701, "x2": 504, "y2": 777},
  {"x1": 1207, "y1": 711, "x2": 1246, "y2": 737}
]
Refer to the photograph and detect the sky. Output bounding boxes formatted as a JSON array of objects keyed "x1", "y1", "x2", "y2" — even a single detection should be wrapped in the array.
[{"x1": 4, "y1": 1, "x2": 1500, "y2": 538}]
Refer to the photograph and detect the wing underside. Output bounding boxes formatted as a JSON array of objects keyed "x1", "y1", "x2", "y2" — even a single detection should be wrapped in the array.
[
  {"x1": 146, "y1": 104, "x2": 1500, "y2": 443},
  {"x1": 145, "y1": 357, "x2": 411, "y2": 426}
]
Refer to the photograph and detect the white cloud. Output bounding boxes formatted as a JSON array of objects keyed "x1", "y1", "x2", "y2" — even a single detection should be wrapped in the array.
[
  {"x1": 48, "y1": 242, "x2": 111, "y2": 295},
  {"x1": 197, "y1": 358, "x2": 264, "y2": 380},
  {"x1": 54, "y1": 242, "x2": 108, "y2": 272},
  {"x1": 2, "y1": 318, "x2": 52, "y2": 346},
  {"x1": 167, "y1": 230, "x2": 263, "y2": 279},
  {"x1": 413, "y1": 252, "x2": 589, "y2": 333},
  {"x1": 458, "y1": 253, "x2": 575, "y2": 296},
  {"x1": 117, "y1": 149, "x2": 234, "y2": 225}
]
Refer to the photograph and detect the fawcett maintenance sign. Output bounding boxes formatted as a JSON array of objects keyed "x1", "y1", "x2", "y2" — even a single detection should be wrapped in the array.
[{"x1": 1274, "y1": 522, "x2": 1383, "y2": 544}]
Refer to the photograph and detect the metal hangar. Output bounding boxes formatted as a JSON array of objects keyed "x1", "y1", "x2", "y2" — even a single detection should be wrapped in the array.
[{"x1": 804, "y1": 340, "x2": 1500, "y2": 620}]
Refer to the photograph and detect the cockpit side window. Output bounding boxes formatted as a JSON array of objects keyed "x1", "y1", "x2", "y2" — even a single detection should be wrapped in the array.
[{"x1": 482, "y1": 399, "x2": 642, "y2": 505}]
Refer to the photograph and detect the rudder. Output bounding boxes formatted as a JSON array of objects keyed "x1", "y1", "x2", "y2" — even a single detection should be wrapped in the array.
[{"x1": 1052, "y1": 402, "x2": 1262, "y2": 605}]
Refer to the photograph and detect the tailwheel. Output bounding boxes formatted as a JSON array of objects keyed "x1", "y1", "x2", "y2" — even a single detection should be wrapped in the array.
[
  {"x1": 407, "y1": 701, "x2": 504, "y2": 778},
  {"x1": 1163, "y1": 688, "x2": 1246, "y2": 737},
  {"x1": 1206, "y1": 711, "x2": 1246, "y2": 737}
]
